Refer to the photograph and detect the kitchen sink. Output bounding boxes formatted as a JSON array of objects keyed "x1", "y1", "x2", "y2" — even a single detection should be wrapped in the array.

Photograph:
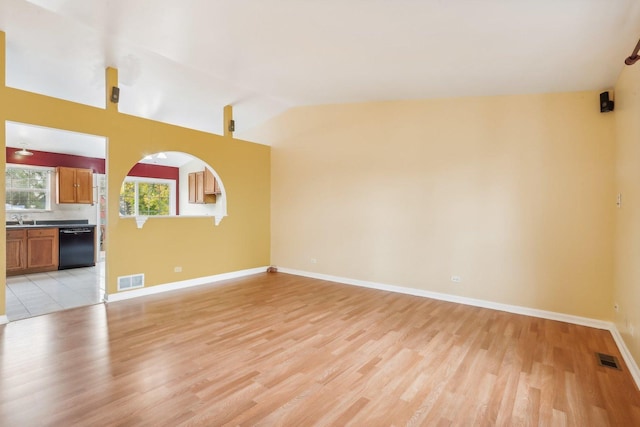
[
  {"x1": 6, "y1": 221, "x2": 53, "y2": 228},
  {"x1": 6, "y1": 221, "x2": 35, "y2": 227}
]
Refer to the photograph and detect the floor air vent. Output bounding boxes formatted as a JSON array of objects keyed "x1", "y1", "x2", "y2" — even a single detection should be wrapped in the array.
[
  {"x1": 118, "y1": 273, "x2": 145, "y2": 291},
  {"x1": 596, "y1": 352, "x2": 621, "y2": 370}
]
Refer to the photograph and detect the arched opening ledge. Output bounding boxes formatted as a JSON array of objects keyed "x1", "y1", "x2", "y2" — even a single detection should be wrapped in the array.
[{"x1": 131, "y1": 214, "x2": 225, "y2": 229}]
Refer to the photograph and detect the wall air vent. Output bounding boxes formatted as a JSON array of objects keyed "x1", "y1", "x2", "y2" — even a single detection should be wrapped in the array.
[
  {"x1": 596, "y1": 352, "x2": 621, "y2": 370},
  {"x1": 117, "y1": 273, "x2": 145, "y2": 291}
]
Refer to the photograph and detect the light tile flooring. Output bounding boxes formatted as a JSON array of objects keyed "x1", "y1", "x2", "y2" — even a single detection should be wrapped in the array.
[{"x1": 5, "y1": 262, "x2": 105, "y2": 321}]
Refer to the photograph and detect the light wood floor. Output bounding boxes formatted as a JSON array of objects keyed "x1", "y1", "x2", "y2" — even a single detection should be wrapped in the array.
[{"x1": 1, "y1": 273, "x2": 639, "y2": 426}]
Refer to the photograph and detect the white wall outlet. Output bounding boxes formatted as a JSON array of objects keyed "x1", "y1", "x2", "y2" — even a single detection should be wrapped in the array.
[
  {"x1": 310, "y1": 258, "x2": 317, "y2": 264},
  {"x1": 451, "y1": 275, "x2": 462, "y2": 283},
  {"x1": 614, "y1": 303, "x2": 620, "y2": 312},
  {"x1": 174, "y1": 266, "x2": 182, "y2": 273},
  {"x1": 630, "y1": 323, "x2": 635, "y2": 337}
]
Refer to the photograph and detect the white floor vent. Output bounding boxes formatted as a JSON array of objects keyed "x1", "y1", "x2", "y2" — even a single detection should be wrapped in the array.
[{"x1": 118, "y1": 274, "x2": 145, "y2": 291}]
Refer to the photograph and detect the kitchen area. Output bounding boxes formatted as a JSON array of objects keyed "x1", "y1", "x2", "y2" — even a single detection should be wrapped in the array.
[{"x1": 5, "y1": 123, "x2": 107, "y2": 321}]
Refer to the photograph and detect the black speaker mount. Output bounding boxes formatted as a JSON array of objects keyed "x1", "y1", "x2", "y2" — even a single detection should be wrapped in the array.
[{"x1": 600, "y1": 91, "x2": 614, "y2": 113}]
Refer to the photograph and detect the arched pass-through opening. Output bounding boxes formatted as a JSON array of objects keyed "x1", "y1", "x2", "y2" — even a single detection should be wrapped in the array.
[{"x1": 119, "y1": 151, "x2": 227, "y2": 228}]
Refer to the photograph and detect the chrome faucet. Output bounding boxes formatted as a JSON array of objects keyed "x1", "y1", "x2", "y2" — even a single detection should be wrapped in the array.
[{"x1": 11, "y1": 214, "x2": 27, "y2": 225}]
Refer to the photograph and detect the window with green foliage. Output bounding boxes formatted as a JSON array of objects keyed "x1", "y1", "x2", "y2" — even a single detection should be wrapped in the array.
[
  {"x1": 6, "y1": 166, "x2": 52, "y2": 211},
  {"x1": 119, "y1": 177, "x2": 175, "y2": 216}
]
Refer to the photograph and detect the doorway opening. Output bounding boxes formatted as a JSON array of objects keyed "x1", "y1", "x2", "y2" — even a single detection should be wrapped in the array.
[{"x1": 4, "y1": 122, "x2": 107, "y2": 321}]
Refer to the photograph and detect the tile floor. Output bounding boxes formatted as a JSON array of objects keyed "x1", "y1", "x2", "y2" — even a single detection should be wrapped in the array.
[{"x1": 5, "y1": 262, "x2": 105, "y2": 321}]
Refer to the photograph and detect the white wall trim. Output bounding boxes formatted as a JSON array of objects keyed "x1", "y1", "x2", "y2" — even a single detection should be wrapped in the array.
[
  {"x1": 609, "y1": 326, "x2": 640, "y2": 390},
  {"x1": 279, "y1": 268, "x2": 611, "y2": 329},
  {"x1": 278, "y1": 267, "x2": 640, "y2": 390},
  {"x1": 0, "y1": 315, "x2": 8, "y2": 325},
  {"x1": 106, "y1": 267, "x2": 268, "y2": 303}
]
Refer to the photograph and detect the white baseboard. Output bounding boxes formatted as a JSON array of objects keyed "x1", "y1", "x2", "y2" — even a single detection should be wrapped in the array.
[
  {"x1": 106, "y1": 266, "x2": 268, "y2": 303},
  {"x1": 0, "y1": 315, "x2": 8, "y2": 325},
  {"x1": 278, "y1": 267, "x2": 640, "y2": 390},
  {"x1": 609, "y1": 327, "x2": 640, "y2": 390},
  {"x1": 278, "y1": 268, "x2": 611, "y2": 329}
]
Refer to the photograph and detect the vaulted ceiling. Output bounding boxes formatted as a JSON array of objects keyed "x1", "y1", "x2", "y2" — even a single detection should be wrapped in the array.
[{"x1": 2, "y1": 0, "x2": 640, "y2": 149}]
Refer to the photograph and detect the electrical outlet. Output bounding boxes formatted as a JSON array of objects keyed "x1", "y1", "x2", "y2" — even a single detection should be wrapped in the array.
[
  {"x1": 630, "y1": 323, "x2": 635, "y2": 337},
  {"x1": 451, "y1": 275, "x2": 462, "y2": 283},
  {"x1": 310, "y1": 258, "x2": 317, "y2": 264},
  {"x1": 614, "y1": 303, "x2": 620, "y2": 312},
  {"x1": 174, "y1": 266, "x2": 182, "y2": 273}
]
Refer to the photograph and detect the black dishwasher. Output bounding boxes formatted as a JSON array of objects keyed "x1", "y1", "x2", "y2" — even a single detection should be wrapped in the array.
[{"x1": 58, "y1": 227, "x2": 96, "y2": 269}]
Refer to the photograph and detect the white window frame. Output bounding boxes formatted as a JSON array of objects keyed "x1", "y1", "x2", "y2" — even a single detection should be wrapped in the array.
[
  {"x1": 5, "y1": 164, "x2": 54, "y2": 212},
  {"x1": 119, "y1": 176, "x2": 176, "y2": 217}
]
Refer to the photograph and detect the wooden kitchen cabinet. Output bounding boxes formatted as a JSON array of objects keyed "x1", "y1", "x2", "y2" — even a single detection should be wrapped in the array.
[
  {"x1": 27, "y1": 228, "x2": 58, "y2": 270},
  {"x1": 188, "y1": 172, "x2": 197, "y2": 203},
  {"x1": 195, "y1": 171, "x2": 205, "y2": 203},
  {"x1": 6, "y1": 228, "x2": 59, "y2": 275},
  {"x1": 203, "y1": 168, "x2": 221, "y2": 195},
  {"x1": 6, "y1": 229, "x2": 27, "y2": 273},
  {"x1": 57, "y1": 167, "x2": 93, "y2": 204},
  {"x1": 188, "y1": 169, "x2": 219, "y2": 204}
]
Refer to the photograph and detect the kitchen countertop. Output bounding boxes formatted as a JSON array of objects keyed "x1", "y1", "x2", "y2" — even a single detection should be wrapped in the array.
[
  {"x1": 6, "y1": 221, "x2": 96, "y2": 229},
  {"x1": 6, "y1": 224, "x2": 97, "y2": 229}
]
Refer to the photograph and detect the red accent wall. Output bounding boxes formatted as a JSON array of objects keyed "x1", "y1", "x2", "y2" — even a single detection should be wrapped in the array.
[
  {"x1": 6, "y1": 147, "x2": 105, "y2": 173},
  {"x1": 127, "y1": 163, "x2": 179, "y2": 180},
  {"x1": 6, "y1": 148, "x2": 180, "y2": 214}
]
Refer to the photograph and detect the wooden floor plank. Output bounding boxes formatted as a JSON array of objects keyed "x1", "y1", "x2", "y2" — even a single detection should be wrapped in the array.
[{"x1": 1, "y1": 272, "x2": 639, "y2": 426}]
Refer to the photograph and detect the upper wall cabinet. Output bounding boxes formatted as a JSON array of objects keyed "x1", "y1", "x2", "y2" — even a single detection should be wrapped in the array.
[
  {"x1": 188, "y1": 168, "x2": 221, "y2": 204},
  {"x1": 57, "y1": 167, "x2": 93, "y2": 204}
]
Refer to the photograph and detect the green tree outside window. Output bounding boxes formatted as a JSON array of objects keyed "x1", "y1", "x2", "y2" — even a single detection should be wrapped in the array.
[
  {"x1": 119, "y1": 179, "x2": 173, "y2": 216},
  {"x1": 6, "y1": 167, "x2": 51, "y2": 210}
]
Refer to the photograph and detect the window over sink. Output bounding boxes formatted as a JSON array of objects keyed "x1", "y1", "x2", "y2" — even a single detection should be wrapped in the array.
[{"x1": 5, "y1": 165, "x2": 53, "y2": 211}]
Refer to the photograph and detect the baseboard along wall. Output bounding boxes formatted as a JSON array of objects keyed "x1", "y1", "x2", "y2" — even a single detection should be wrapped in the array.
[{"x1": 106, "y1": 267, "x2": 268, "y2": 303}]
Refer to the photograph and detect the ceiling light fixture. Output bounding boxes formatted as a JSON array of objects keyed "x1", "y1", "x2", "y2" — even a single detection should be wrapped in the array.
[
  {"x1": 625, "y1": 38, "x2": 640, "y2": 65},
  {"x1": 15, "y1": 144, "x2": 34, "y2": 157}
]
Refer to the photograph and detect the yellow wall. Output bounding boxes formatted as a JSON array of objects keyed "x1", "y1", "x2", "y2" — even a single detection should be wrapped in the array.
[
  {"x1": 613, "y1": 64, "x2": 640, "y2": 364},
  {"x1": 0, "y1": 32, "x2": 6, "y2": 316},
  {"x1": 0, "y1": 32, "x2": 271, "y2": 316},
  {"x1": 251, "y1": 91, "x2": 615, "y2": 320}
]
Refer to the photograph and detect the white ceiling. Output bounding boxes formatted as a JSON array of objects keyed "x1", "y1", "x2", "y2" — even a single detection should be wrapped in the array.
[
  {"x1": 1, "y1": 0, "x2": 640, "y2": 154},
  {"x1": 6, "y1": 121, "x2": 105, "y2": 158}
]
